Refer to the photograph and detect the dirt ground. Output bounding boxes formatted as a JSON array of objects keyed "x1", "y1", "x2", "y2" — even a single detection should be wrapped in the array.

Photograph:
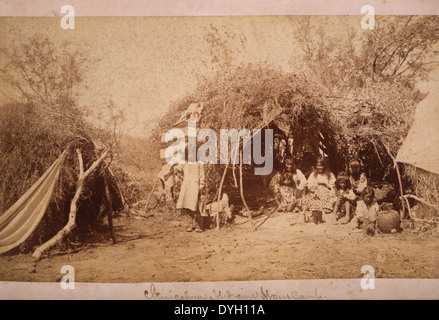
[{"x1": 0, "y1": 208, "x2": 438, "y2": 283}]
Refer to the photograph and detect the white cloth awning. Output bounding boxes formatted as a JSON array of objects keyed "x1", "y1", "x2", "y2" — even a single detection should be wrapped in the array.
[{"x1": 396, "y1": 91, "x2": 439, "y2": 175}]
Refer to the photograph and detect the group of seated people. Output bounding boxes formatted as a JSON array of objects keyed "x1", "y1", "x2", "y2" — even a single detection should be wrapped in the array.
[{"x1": 269, "y1": 156, "x2": 379, "y2": 234}]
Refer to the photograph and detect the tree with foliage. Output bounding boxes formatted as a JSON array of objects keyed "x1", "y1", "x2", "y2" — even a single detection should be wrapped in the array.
[
  {"x1": 294, "y1": 16, "x2": 439, "y2": 178},
  {"x1": 0, "y1": 35, "x2": 91, "y2": 211},
  {"x1": 0, "y1": 34, "x2": 123, "y2": 252}
]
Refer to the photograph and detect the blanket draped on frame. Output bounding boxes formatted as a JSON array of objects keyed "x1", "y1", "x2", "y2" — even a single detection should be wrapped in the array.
[{"x1": 0, "y1": 151, "x2": 67, "y2": 254}]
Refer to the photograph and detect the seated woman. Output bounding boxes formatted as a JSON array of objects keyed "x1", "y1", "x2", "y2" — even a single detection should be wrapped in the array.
[
  {"x1": 301, "y1": 157, "x2": 336, "y2": 213},
  {"x1": 348, "y1": 160, "x2": 368, "y2": 198},
  {"x1": 332, "y1": 172, "x2": 356, "y2": 224},
  {"x1": 270, "y1": 157, "x2": 307, "y2": 212}
]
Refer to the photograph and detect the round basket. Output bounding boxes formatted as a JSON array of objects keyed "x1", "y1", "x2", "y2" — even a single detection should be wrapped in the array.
[{"x1": 377, "y1": 210, "x2": 401, "y2": 233}]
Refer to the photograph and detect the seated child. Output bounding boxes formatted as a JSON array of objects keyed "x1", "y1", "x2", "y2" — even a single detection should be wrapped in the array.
[
  {"x1": 354, "y1": 186, "x2": 379, "y2": 236},
  {"x1": 332, "y1": 172, "x2": 356, "y2": 224},
  {"x1": 277, "y1": 171, "x2": 298, "y2": 212},
  {"x1": 348, "y1": 160, "x2": 368, "y2": 198}
]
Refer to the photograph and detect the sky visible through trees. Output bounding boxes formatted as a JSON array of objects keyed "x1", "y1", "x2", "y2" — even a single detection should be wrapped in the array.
[{"x1": 0, "y1": 16, "x2": 438, "y2": 137}]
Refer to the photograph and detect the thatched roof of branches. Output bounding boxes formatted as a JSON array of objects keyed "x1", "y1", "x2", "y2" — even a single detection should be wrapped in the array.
[
  {"x1": 156, "y1": 62, "x2": 419, "y2": 180},
  {"x1": 155, "y1": 16, "x2": 439, "y2": 217}
]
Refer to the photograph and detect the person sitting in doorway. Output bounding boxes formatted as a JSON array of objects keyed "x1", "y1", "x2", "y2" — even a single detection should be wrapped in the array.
[
  {"x1": 269, "y1": 157, "x2": 307, "y2": 212},
  {"x1": 348, "y1": 160, "x2": 368, "y2": 198},
  {"x1": 301, "y1": 157, "x2": 337, "y2": 213},
  {"x1": 332, "y1": 172, "x2": 357, "y2": 225}
]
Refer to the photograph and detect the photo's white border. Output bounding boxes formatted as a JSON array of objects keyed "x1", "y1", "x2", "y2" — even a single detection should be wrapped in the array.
[
  {"x1": 0, "y1": 0, "x2": 438, "y2": 300},
  {"x1": 0, "y1": 0, "x2": 438, "y2": 16},
  {"x1": 1, "y1": 279, "x2": 438, "y2": 300}
]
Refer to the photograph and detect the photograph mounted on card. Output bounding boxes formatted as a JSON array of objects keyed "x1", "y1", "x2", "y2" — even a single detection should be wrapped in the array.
[{"x1": 0, "y1": 0, "x2": 438, "y2": 300}]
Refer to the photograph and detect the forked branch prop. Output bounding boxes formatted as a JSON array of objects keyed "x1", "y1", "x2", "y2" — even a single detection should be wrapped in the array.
[{"x1": 32, "y1": 148, "x2": 111, "y2": 260}]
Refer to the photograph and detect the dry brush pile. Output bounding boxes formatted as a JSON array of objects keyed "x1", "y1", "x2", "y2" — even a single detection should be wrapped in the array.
[{"x1": 0, "y1": 35, "x2": 125, "y2": 254}]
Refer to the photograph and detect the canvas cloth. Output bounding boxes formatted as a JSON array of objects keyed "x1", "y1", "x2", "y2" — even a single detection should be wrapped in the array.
[
  {"x1": 0, "y1": 151, "x2": 67, "y2": 254},
  {"x1": 396, "y1": 92, "x2": 439, "y2": 174}
]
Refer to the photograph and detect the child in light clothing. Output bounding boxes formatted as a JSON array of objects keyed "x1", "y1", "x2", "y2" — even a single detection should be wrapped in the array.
[
  {"x1": 355, "y1": 186, "x2": 379, "y2": 236},
  {"x1": 277, "y1": 172, "x2": 298, "y2": 212},
  {"x1": 332, "y1": 172, "x2": 357, "y2": 224},
  {"x1": 348, "y1": 160, "x2": 368, "y2": 198}
]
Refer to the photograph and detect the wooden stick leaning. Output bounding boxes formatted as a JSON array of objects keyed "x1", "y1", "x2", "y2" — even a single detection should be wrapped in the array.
[
  {"x1": 144, "y1": 178, "x2": 159, "y2": 213},
  {"x1": 216, "y1": 158, "x2": 230, "y2": 230},
  {"x1": 32, "y1": 148, "x2": 110, "y2": 260},
  {"x1": 103, "y1": 170, "x2": 117, "y2": 244},
  {"x1": 232, "y1": 164, "x2": 238, "y2": 188},
  {"x1": 239, "y1": 148, "x2": 256, "y2": 231},
  {"x1": 403, "y1": 195, "x2": 415, "y2": 220},
  {"x1": 403, "y1": 195, "x2": 439, "y2": 225},
  {"x1": 404, "y1": 194, "x2": 439, "y2": 210},
  {"x1": 382, "y1": 143, "x2": 439, "y2": 224},
  {"x1": 108, "y1": 167, "x2": 130, "y2": 214},
  {"x1": 383, "y1": 143, "x2": 406, "y2": 219},
  {"x1": 213, "y1": 110, "x2": 281, "y2": 230}
]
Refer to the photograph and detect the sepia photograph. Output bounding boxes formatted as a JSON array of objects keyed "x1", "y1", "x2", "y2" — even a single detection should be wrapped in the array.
[{"x1": 0, "y1": 0, "x2": 438, "y2": 301}]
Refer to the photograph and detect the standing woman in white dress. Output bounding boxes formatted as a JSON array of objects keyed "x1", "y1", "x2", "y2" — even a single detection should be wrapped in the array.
[{"x1": 176, "y1": 161, "x2": 205, "y2": 232}]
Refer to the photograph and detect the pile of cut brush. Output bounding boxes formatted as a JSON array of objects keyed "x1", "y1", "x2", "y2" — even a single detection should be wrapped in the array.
[{"x1": 0, "y1": 101, "x2": 125, "y2": 257}]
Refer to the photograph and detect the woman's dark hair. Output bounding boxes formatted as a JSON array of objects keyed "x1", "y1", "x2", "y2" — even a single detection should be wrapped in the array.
[
  {"x1": 349, "y1": 160, "x2": 362, "y2": 179},
  {"x1": 283, "y1": 157, "x2": 296, "y2": 172},
  {"x1": 312, "y1": 156, "x2": 331, "y2": 179},
  {"x1": 316, "y1": 156, "x2": 329, "y2": 168}
]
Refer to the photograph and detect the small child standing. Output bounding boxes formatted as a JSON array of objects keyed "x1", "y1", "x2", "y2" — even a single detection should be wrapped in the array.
[
  {"x1": 355, "y1": 186, "x2": 380, "y2": 236},
  {"x1": 332, "y1": 172, "x2": 357, "y2": 224}
]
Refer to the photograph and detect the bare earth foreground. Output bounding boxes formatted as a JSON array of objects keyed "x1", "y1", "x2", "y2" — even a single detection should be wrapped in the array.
[{"x1": 0, "y1": 209, "x2": 438, "y2": 282}]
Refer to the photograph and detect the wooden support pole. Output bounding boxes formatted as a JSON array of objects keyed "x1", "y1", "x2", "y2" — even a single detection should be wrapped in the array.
[
  {"x1": 108, "y1": 167, "x2": 129, "y2": 213},
  {"x1": 216, "y1": 160, "x2": 229, "y2": 230},
  {"x1": 103, "y1": 170, "x2": 117, "y2": 244},
  {"x1": 232, "y1": 164, "x2": 238, "y2": 188},
  {"x1": 394, "y1": 161, "x2": 406, "y2": 219},
  {"x1": 239, "y1": 149, "x2": 256, "y2": 231},
  {"x1": 144, "y1": 178, "x2": 159, "y2": 212},
  {"x1": 383, "y1": 143, "x2": 406, "y2": 219},
  {"x1": 213, "y1": 114, "x2": 279, "y2": 231}
]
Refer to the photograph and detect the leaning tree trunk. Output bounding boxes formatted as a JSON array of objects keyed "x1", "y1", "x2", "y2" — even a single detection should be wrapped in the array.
[{"x1": 32, "y1": 148, "x2": 110, "y2": 260}]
